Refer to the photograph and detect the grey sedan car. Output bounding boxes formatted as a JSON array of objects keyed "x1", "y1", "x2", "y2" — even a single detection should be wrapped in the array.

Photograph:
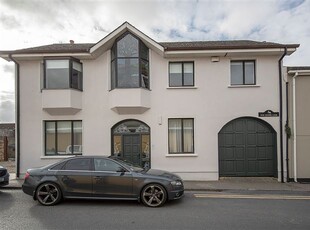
[
  {"x1": 0, "y1": 165, "x2": 10, "y2": 187},
  {"x1": 22, "y1": 156, "x2": 184, "y2": 207}
]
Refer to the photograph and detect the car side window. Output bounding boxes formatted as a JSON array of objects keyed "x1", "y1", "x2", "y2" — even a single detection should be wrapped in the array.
[
  {"x1": 94, "y1": 158, "x2": 124, "y2": 172},
  {"x1": 63, "y1": 158, "x2": 91, "y2": 171},
  {"x1": 50, "y1": 161, "x2": 66, "y2": 170}
]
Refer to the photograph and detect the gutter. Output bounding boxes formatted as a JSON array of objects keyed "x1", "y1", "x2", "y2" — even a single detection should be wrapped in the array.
[
  {"x1": 285, "y1": 80, "x2": 290, "y2": 182},
  {"x1": 8, "y1": 54, "x2": 20, "y2": 178},
  {"x1": 292, "y1": 72, "x2": 298, "y2": 182},
  {"x1": 278, "y1": 48, "x2": 287, "y2": 183}
]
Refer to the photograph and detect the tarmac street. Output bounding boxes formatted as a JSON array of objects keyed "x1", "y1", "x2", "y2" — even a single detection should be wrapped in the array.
[{"x1": 1, "y1": 189, "x2": 310, "y2": 230}]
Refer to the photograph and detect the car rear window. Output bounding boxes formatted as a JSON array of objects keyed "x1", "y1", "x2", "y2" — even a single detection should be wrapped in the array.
[{"x1": 50, "y1": 161, "x2": 66, "y2": 170}]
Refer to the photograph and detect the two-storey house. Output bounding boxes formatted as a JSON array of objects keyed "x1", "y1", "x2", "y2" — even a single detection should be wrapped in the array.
[{"x1": 0, "y1": 22, "x2": 299, "y2": 181}]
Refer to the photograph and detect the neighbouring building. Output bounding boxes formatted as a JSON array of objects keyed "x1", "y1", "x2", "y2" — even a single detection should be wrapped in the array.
[
  {"x1": 287, "y1": 67, "x2": 310, "y2": 181},
  {"x1": 0, "y1": 22, "x2": 299, "y2": 180},
  {"x1": 0, "y1": 123, "x2": 15, "y2": 161}
]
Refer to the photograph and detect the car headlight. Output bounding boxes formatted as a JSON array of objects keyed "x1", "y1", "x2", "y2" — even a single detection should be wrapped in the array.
[{"x1": 171, "y1": 180, "x2": 182, "y2": 186}]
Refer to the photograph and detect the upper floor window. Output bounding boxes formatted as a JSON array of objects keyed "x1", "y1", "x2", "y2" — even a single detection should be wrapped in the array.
[
  {"x1": 230, "y1": 60, "x2": 255, "y2": 85},
  {"x1": 44, "y1": 58, "x2": 83, "y2": 90},
  {"x1": 169, "y1": 62, "x2": 194, "y2": 87},
  {"x1": 111, "y1": 33, "x2": 149, "y2": 89}
]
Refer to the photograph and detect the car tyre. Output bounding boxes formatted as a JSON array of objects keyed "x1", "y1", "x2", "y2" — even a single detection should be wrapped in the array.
[
  {"x1": 36, "y1": 182, "x2": 62, "y2": 206},
  {"x1": 141, "y1": 183, "x2": 167, "y2": 207}
]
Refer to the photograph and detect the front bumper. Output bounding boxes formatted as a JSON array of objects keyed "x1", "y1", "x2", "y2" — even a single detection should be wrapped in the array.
[{"x1": 168, "y1": 186, "x2": 184, "y2": 200}]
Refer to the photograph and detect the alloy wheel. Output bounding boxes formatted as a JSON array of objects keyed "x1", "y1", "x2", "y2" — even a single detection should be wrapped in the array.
[
  {"x1": 36, "y1": 183, "x2": 61, "y2": 206},
  {"x1": 141, "y1": 184, "x2": 166, "y2": 207}
]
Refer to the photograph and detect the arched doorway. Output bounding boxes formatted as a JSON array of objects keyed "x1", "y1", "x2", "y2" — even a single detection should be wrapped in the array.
[
  {"x1": 218, "y1": 117, "x2": 277, "y2": 177},
  {"x1": 111, "y1": 120, "x2": 150, "y2": 168}
]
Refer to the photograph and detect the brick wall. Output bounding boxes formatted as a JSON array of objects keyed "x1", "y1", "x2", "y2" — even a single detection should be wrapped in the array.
[{"x1": 0, "y1": 140, "x2": 4, "y2": 161}]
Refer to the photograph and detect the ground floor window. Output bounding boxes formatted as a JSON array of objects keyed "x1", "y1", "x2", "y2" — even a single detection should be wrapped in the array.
[
  {"x1": 112, "y1": 120, "x2": 150, "y2": 168},
  {"x1": 168, "y1": 118, "x2": 194, "y2": 154},
  {"x1": 45, "y1": 120, "x2": 82, "y2": 155}
]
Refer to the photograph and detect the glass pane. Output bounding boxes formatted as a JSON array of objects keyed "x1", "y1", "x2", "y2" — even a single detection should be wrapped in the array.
[
  {"x1": 140, "y1": 42, "x2": 149, "y2": 60},
  {"x1": 111, "y1": 44, "x2": 116, "y2": 60},
  {"x1": 184, "y1": 63, "x2": 194, "y2": 86},
  {"x1": 183, "y1": 119, "x2": 194, "y2": 152},
  {"x1": 141, "y1": 134, "x2": 150, "y2": 169},
  {"x1": 117, "y1": 34, "x2": 139, "y2": 58},
  {"x1": 57, "y1": 121, "x2": 71, "y2": 155},
  {"x1": 245, "y1": 61, "x2": 255, "y2": 84},
  {"x1": 71, "y1": 61, "x2": 83, "y2": 90},
  {"x1": 117, "y1": 58, "x2": 139, "y2": 88},
  {"x1": 169, "y1": 63, "x2": 182, "y2": 86},
  {"x1": 168, "y1": 119, "x2": 182, "y2": 153},
  {"x1": 73, "y1": 121, "x2": 82, "y2": 155},
  {"x1": 141, "y1": 60, "x2": 149, "y2": 89},
  {"x1": 94, "y1": 158, "x2": 124, "y2": 172},
  {"x1": 231, "y1": 62, "x2": 243, "y2": 85},
  {"x1": 64, "y1": 158, "x2": 91, "y2": 170},
  {"x1": 45, "y1": 122, "x2": 56, "y2": 155},
  {"x1": 111, "y1": 60, "x2": 116, "y2": 89},
  {"x1": 46, "y1": 60, "x2": 69, "y2": 89},
  {"x1": 113, "y1": 135, "x2": 122, "y2": 156}
]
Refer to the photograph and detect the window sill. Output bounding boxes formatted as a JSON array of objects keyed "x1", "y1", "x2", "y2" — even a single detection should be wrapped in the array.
[
  {"x1": 42, "y1": 88, "x2": 83, "y2": 92},
  {"x1": 166, "y1": 86, "x2": 198, "y2": 89},
  {"x1": 228, "y1": 85, "x2": 260, "y2": 88},
  {"x1": 41, "y1": 155, "x2": 80, "y2": 159},
  {"x1": 165, "y1": 154, "x2": 198, "y2": 157}
]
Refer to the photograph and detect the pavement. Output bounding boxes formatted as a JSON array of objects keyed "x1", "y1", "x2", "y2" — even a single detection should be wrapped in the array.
[{"x1": 2, "y1": 173, "x2": 310, "y2": 192}]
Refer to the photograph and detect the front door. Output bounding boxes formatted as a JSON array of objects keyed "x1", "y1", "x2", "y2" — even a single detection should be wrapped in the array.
[
  {"x1": 123, "y1": 134, "x2": 141, "y2": 166},
  {"x1": 112, "y1": 120, "x2": 150, "y2": 168}
]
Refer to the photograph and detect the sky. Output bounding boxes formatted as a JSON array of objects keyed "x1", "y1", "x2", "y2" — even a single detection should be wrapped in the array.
[{"x1": 0, "y1": 0, "x2": 309, "y2": 123}]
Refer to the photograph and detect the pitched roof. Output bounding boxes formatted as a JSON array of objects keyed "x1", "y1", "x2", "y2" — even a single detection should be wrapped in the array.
[
  {"x1": 160, "y1": 40, "x2": 299, "y2": 51},
  {"x1": 0, "y1": 40, "x2": 299, "y2": 55},
  {"x1": 0, "y1": 43, "x2": 94, "y2": 54}
]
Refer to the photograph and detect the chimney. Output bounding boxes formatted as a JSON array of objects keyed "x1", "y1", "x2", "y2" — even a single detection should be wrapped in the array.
[{"x1": 70, "y1": 40, "x2": 74, "y2": 44}]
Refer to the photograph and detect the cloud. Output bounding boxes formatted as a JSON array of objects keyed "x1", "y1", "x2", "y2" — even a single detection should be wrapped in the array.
[{"x1": 0, "y1": 93, "x2": 15, "y2": 123}]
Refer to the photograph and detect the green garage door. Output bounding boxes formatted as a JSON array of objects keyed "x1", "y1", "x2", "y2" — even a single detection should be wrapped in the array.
[{"x1": 218, "y1": 117, "x2": 277, "y2": 177}]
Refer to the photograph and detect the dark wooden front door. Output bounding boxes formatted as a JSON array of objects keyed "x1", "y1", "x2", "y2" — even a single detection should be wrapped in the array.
[
  {"x1": 123, "y1": 135, "x2": 141, "y2": 166},
  {"x1": 219, "y1": 117, "x2": 277, "y2": 177}
]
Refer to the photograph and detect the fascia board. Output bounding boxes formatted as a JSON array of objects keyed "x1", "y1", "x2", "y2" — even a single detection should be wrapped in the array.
[
  {"x1": 1, "y1": 53, "x2": 92, "y2": 61},
  {"x1": 164, "y1": 48, "x2": 297, "y2": 57},
  {"x1": 288, "y1": 70, "x2": 310, "y2": 75}
]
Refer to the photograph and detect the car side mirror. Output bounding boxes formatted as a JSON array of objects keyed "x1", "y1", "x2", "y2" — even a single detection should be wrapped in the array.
[{"x1": 117, "y1": 168, "x2": 127, "y2": 175}]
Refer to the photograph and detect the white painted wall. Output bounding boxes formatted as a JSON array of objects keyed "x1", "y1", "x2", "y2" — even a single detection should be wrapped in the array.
[{"x1": 18, "y1": 49, "x2": 283, "y2": 181}]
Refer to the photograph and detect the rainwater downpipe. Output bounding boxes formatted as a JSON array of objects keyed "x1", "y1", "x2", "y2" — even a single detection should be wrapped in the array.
[
  {"x1": 278, "y1": 48, "x2": 287, "y2": 183},
  {"x1": 292, "y1": 72, "x2": 298, "y2": 182},
  {"x1": 8, "y1": 54, "x2": 20, "y2": 178}
]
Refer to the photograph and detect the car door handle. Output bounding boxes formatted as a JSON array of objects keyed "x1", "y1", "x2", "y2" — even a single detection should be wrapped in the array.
[{"x1": 94, "y1": 176, "x2": 102, "y2": 179}]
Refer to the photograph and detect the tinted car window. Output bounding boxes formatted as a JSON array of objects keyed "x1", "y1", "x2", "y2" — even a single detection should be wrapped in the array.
[
  {"x1": 50, "y1": 161, "x2": 66, "y2": 170},
  {"x1": 64, "y1": 158, "x2": 91, "y2": 171},
  {"x1": 94, "y1": 158, "x2": 124, "y2": 172}
]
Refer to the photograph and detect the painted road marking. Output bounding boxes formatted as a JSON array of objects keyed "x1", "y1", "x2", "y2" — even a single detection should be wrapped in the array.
[{"x1": 194, "y1": 193, "x2": 310, "y2": 200}]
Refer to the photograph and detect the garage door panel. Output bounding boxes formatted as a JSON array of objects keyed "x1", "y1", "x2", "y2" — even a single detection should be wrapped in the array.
[
  {"x1": 224, "y1": 134, "x2": 234, "y2": 146},
  {"x1": 235, "y1": 120, "x2": 245, "y2": 132},
  {"x1": 257, "y1": 133, "x2": 266, "y2": 146},
  {"x1": 247, "y1": 133, "x2": 257, "y2": 145},
  {"x1": 235, "y1": 133, "x2": 245, "y2": 145},
  {"x1": 219, "y1": 117, "x2": 276, "y2": 177},
  {"x1": 221, "y1": 161, "x2": 235, "y2": 174},
  {"x1": 247, "y1": 147, "x2": 256, "y2": 159},
  {"x1": 235, "y1": 161, "x2": 245, "y2": 173},
  {"x1": 247, "y1": 160, "x2": 258, "y2": 173},
  {"x1": 235, "y1": 147, "x2": 245, "y2": 159},
  {"x1": 258, "y1": 147, "x2": 266, "y2": 159}
]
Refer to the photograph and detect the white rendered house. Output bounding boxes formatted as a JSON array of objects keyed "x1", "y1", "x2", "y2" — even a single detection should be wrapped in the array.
[{"x1": 0, "y1": 22, "x2": 299, "y2": 181}]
